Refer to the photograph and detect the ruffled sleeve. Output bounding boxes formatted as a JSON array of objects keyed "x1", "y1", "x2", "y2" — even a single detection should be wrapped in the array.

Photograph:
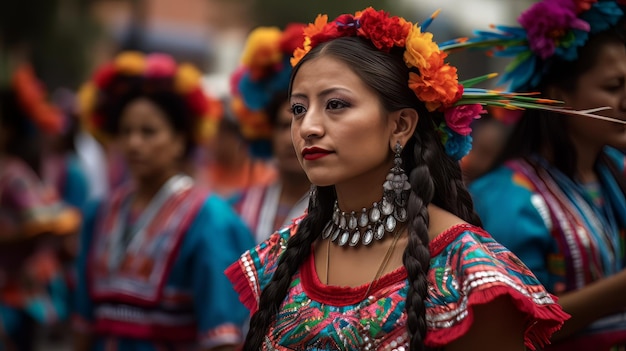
[
  {"x1": 425, "y1": 224, "x2": 569, "y2": 350},
  {"x1": 225, "y1": 218, "x2": 300, "y2": 314}
]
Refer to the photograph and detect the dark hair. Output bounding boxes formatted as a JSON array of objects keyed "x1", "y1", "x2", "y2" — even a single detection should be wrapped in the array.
[
  {"x1": 496, "y1": 20, "x2": 626, "y2": 177},
  {"x1": 265, "y1": 90, "x2": 289, "y2": 127},
  {"x1": 242, "y1": 36, "x2": 482, "y2": 351},
  {"x1": 0, "y1": 89, "x2": 44, "y2": 174},
  {"x1": 96, "y1": 75, "x2": 196, "y2": 156}
]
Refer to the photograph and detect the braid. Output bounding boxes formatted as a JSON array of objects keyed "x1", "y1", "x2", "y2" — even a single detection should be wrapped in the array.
[
  {"x1": 242, "y1": 186, "x2": 335, "y2": 351},
  {"x1": 402, "y1": 135, "x2": 435, "y2": 351},
  {"x1": 418, "y1": 127, "x2": 482, "y2": 227}
]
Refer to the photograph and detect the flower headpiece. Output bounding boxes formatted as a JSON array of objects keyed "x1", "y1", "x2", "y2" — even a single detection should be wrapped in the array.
[
  {"x1": 230, "y1": 24, "x2": 305, "y2": 158},
  {"x1": 442, "y1": 0, "x2": 626, "y2": 91},
  {"x1": 291, "y1": 7, "x2": 621, "y2": 160},
  {"x1": 78, "y1": 51, "x2": 222, "y2": 143},
  {"x1": 10, "y1": 64, "x2": 64, "y2": 134}
]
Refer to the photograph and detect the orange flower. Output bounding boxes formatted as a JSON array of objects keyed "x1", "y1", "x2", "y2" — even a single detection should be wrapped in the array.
[
  {"x1": 290, "y1": 37, "x2": 311, "y2": 67},
  {"x1": 175, "y1": 63, "x2": 203, "y2": 94},
  {"x1": 409, "y1": 62, "x2": 460, "y2": 111},
  {"x1": 304, "y1": 14, "x2": 330, "y2": 39},
  {"x1": 114, "y1": 51, "x2": 145, "y2": 75},
  {"x1": 403, "y1": 24, "x2": 441, "y2": 70}
]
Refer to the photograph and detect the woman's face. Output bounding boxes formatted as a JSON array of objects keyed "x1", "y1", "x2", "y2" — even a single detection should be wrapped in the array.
[
  {"x1": 118, "y1": 98, "x2": 184, "y2": 179},
  {"x1": 290, "y1": 55, "x2": 394, "y2": 188},
  {"x1": 272, "y1": 100, "x2": 304, "y2": 175},
  {"x1": 559, "y1": 41, "x2": 626, "y2": 150}
]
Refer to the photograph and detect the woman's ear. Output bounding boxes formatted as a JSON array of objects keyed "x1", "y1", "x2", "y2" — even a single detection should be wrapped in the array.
[{"x1": 389, "y1": 108, "x2": 418, "y2": 149}]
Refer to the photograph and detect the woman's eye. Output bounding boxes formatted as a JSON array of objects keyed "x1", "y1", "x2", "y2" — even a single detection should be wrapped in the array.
[
  {"x1": 291, "y1": 104, "x2": 306, "y2": 116},
  {"x1": 327, "y1": 99, "x2": 348, "y2": 110}
]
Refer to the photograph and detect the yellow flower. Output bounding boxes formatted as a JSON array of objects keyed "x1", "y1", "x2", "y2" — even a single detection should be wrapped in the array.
[
  {"x1": 114, "y1": 51, "x2": 145, "y2": 75},
  {"x1": 175, "y1": 63, "x2": 203, "y2": 94},
  {"x1": 403, "y1": 25, "x2": 440, "y2": 70},
  {"x1": 240, "y1": 27, "x2": 283, "y2": 79}
]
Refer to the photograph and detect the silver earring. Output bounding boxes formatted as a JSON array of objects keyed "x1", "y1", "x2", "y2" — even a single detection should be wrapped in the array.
[{"x1": 383, "y1": 142, "x2": 411, "y2": 208}]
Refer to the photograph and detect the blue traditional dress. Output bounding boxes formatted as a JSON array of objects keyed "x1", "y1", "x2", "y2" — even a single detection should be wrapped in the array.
[
  {"x1": 226, "y1": 220, "x2": 568, "y2": 350},
  {"x1": 73, "y1": 174, "x2": 254, "y2": 350},
  {"x1": 470, "y1": 147, "x2": 626, "y2": 351}
]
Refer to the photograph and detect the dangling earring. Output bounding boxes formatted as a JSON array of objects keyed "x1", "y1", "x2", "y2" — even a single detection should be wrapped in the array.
[{"x1": 383, "y1": 141, "x2": 411, "y2": 209}]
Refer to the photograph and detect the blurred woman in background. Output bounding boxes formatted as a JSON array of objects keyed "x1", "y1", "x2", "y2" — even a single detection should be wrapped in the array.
[
  {"x1": 230, "y1": 25, "x2": 311, "y2": 243},
  {"x1": 468, "y1": 1, "x2": 626, "y2": 349},
  {"x1": 73, "y1": 52, "x2": 253, "y2": 351}
]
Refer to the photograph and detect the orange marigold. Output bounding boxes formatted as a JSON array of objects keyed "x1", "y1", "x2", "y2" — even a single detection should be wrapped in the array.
[{"x1": 409, "y1": 61, "x2": 460, "y2": 112}]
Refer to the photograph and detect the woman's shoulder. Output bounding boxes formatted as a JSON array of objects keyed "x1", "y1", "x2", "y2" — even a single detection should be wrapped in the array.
[
  {"x1": 225, "y1": 217, "x2": 302, "y2": 313},
  {"x1": 425, "y1": 223, "x2": 569, "y2": 349}
]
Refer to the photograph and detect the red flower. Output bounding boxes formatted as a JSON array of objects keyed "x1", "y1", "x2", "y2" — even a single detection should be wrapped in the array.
[
  {"x1": 309, "y1": 22, "x2": 341, "y2": 48},
  {"x1": 93, "y1": 63, "x2": 117, "y2": 89},
  {"x1": 358, "y1": 8, "x2": 411, "y2": 52},
  {"x1": 279, "y1": 23, "x2": 306, "y2": 54},
  {"x1": 335, "y1": 14, "x2": 359, "y2": 37},
  {"x1": 186, "y1": 87, "x2": 209, "y2": 116}
]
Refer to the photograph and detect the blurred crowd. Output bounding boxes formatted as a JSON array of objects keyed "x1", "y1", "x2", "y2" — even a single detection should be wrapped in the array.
[{"x1": 1, "y1": 0, "x2": 626, "y2": 351}]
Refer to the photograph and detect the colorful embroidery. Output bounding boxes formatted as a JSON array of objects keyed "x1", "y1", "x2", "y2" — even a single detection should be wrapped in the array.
[{"x1": 227, "y1": 222, "x2": 568, "y2": 350}]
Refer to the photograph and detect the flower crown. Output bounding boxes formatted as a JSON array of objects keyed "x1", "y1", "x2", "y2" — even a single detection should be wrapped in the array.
[
  {"x1": 443, "y1": 0, "x2": 626, "y2": 91},
  {"x1": 11, "y1": 64, "x2": 64, "y2": 134},
  {"x1": 230, "y1": 24, "x2": 305, "y2": 152},
  {"x1": 78, "y1": 51, "x2": 222, "y2": 143},
  {"x1": 291, "y1": 7, "x2": 622, "y2": 160}
]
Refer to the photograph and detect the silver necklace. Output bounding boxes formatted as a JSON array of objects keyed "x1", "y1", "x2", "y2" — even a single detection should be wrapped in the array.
[{"x1": 321, "y1": 197, "x2": 408, "y2": 247}]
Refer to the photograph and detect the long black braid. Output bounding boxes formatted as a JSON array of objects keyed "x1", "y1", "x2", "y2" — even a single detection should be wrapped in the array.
[{"x1": 242, "y1": 186, "x2": 335, "y2": 351}]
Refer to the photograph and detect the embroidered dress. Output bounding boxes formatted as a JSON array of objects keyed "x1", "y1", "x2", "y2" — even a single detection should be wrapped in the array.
[
  {"x1": 226, "y1": 221, "x2": 568, "y2": 350},
  {"x1": 470, "y1": 147, "x2": 626, "y2": 350},
  {"x1": 73, "y1": 175, "x2": 255, "y2": 351},
  {"x1": 236, "y1": 181, "x2": 309, "y2": 243}
]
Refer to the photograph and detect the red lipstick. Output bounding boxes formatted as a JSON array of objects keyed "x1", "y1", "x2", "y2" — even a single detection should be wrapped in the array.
[{"x1": 302, "y1": 147, "x2": 332, "y2": 161}]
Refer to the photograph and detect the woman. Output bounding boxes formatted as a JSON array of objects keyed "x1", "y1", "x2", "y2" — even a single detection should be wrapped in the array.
[
  {"x1": 468, "y1": 0, "x2": 626, "y2": 349},
  {"x1": 226, "y1": 8, "x2": 572, "y2": 351},
  {"x1": 73, "y1": 52, "x2": 254, "y2": 351},
  {"x1": 230, "y1": 25, "x2": 311, "y2": 243},
  {"x1": 0, "y1": 63, "x2": 81, "y2": 351}
]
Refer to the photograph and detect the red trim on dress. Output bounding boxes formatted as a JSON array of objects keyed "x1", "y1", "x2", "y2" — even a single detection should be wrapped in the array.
[
  {"x1": 425, "y1": 286, "x2": 570, "y2": 350},
  {"x1": 299, "y1": 249, "x2": 407, "y2": 306}
]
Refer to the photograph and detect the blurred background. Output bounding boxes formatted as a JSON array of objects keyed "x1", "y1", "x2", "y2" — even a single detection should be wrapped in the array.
[
  {"x1": 1, "y1": 0, "x2": 534, "y2": 98},
  {"x1": 0, "y1": 1, "x2": 533, "y2": 350}
]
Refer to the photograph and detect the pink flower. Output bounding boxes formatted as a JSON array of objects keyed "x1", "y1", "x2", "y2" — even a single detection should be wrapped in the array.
[
  {"x1": 145, "y1": 54, "x2": 177, "y2": 78},
  {"x1": 519, "y1": 0, "x2": 590, "y2": 59},
  {"x1": 444, "y1": 104, "x2": 485, "y2": 136}
]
